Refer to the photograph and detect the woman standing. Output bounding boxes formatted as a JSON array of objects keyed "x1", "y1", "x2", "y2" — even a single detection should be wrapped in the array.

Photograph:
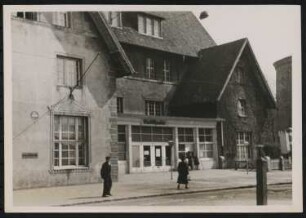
[{"x1": 177, "y1": 156, "x2": 189, "y2": 189}]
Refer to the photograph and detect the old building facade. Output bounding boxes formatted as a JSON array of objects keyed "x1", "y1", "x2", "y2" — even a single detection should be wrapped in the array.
[
  {"x1": 11, "y1": 11, "x2": 275, "y2": 189},
  {"x1": 274, "y1": 56, "x2": 292, "y2": 154},
  {"x1": 11, "y1": 11, "x2": 133, "y2": 189}
]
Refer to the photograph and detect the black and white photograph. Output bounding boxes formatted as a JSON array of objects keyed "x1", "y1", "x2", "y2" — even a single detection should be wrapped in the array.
[{"x1": 3, "y1": 5, "x2": 302, "y2": 213}]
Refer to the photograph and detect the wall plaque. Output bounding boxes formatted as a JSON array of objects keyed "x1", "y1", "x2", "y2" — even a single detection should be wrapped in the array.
[{"x1": 22, "y1": 153, "x2": 38, "y2": 159}]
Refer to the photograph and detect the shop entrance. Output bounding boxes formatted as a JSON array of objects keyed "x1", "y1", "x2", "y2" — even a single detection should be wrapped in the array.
[{"x1": 132, "y1": 143, "x2": 172, "y2": 172}]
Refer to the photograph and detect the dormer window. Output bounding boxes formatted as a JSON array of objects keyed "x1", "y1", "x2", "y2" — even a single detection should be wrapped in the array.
[
  {"x1": 16, "y1": 12, "x2": 39, "y2": 21},
  {"x1": 102, "y1": 11, "x2": 122, "y2": 28},
  {"x1": 138, "y1": 14, "x2": 161, "y2": 38},
  {"x1": 52, "y1": 12, "x2": 71, "y2": 28}
]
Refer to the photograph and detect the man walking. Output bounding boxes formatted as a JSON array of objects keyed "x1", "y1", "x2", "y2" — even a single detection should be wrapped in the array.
[{"x1": 100, "y1": 156, "x2": 112, "y2": 197}]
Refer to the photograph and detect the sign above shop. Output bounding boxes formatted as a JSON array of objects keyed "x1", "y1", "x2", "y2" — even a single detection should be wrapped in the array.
[{"x1": 143, "y1": 119, "x2": 166, "y2": 125}]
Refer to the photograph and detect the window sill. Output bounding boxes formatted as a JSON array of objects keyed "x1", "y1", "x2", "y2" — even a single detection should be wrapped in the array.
[
  {"x1": 110, "y1": 26, "x2": 123, "y2": 29},
  {"x1": 49, "y1": 167, "x2": 91, "y2": 174},
  {"x1": 124, "y1": 76, "x2": 178, "y2": 85},
  {"x1": 138, "y1": 32, "x2": 163, "y2": 39}
]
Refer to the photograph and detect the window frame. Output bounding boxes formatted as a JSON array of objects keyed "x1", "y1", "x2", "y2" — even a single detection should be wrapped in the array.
[
  {"x1": 52, "y1": 114, "x2": 89, "y2": 170},
  {"x1": 145, "y1": 100, "x2": 164, "y2": 116},
  {"x1": 163, "y1": 60, "x2": 171, "y2": 82},
  {"x1": 56, "y1": 55, "x2": 83, "y2": 88},
  {"x1": 178, "y1": 128, "x2": 194, "y2": 143},
  {"x1": 117, "y1": 125, "x2": 127, "y2": 160},
  {"x1": 198, "y1": 128, "x2": 214, "y2": 158},
  {"x1": 117, "y1": 97, "x2": 124, "y2": 114},
  {"x1": 237, "y1": 98, "x2": 247, "y2": 117},
  {"x1": 137, "y1": 14, "x2": 162, "y2": 38},
  {"x1": 236, "y1": 132, "x2": 252, "y2": 161},
  {"x1": 102, "y1": 11, "x2": 122, "y2": 28},
  {"x1": 52, "y1": 12, "x2": 71, "y2": 28},
  {"x1": 15, "y1": 12, "x2": 40, "y2": 21},
  {"x1": 145, "y1": 57, "x2": 155, "y2": 79},
  {"x1": 131, "y1": 126, "x2": 173, "y2": 142}
]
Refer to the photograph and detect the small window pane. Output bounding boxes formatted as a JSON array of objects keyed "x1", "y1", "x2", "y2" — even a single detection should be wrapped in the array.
[
  {"x1": 154, "y1": 19, "x2": 160, "y2": 37},
  {"x1": 138, "y1": 15, "x2": 145, "y2": 34},
  {"x1": 146, "y1": 17, "x2": 153, "y2": 35}
]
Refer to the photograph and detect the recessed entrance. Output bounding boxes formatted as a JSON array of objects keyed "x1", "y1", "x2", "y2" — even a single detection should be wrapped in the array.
[{"x1": 131, "y1": 143, "x2": 171, "y2": 172}]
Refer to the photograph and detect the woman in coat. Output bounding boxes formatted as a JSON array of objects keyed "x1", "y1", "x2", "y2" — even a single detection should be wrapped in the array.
[{"x1": 177, "y1": 156, "x2": 189, "y2": 189}]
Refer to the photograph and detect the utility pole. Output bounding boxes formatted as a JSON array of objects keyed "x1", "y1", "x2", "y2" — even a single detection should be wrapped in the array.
[{"x1": 256, "y1": 144, "x2": 268, "y2": 205}]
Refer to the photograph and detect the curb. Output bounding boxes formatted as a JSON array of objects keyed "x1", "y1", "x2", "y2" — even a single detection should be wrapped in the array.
[{"x1": 58, "y1": 182, "x2": 292, "y2": 207}]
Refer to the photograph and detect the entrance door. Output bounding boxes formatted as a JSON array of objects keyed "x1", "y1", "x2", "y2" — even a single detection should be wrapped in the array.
[
  {"x1": 165, "y1": 145, "x2": 171, "y2": 166},
  {"x1": 155, "y1": 146, "x2": 162, "y2": 166},
  {"x1": 143, "y1": 145, "x2": 151, "y2": 167}
]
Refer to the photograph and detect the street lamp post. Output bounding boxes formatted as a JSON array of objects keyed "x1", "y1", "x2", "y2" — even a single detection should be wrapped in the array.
[{"x1": 168, "y1": 140, "x2": 174, "y2": 180}]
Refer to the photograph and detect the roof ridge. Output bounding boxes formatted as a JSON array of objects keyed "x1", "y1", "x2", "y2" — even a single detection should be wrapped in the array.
[{"x1": 199, "y1": 38, "x2": 248, "y2": 53}]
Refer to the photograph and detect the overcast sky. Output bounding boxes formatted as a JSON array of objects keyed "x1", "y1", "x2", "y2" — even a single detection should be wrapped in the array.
[{"x1": 194, "y1": 5, "x2": 300, "y2": 96}]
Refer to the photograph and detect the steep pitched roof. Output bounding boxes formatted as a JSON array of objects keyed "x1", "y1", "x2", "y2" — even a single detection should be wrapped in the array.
[
  {"x1": 88, "y1": 12, "x2": 135, "y2": 76},
  {"x1": 172, "y1": 38, "x2": 275, "y2": 108},
  {"x1": 112, "y1": 12, "x2": 216, "y2": 57}
]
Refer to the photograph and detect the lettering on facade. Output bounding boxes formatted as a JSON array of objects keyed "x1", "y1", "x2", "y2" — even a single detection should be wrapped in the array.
[
  {"x1": 143, "y1": 119, "x2": 166, "y2": 125},
  {"x1": 22, "y1": 153, "x2": 38, "y2": 159}
]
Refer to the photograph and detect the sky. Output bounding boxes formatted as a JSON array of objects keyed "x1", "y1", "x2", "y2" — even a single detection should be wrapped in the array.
[{"x1": 194, "y1": 5, "x2": 301, "y2": 96}]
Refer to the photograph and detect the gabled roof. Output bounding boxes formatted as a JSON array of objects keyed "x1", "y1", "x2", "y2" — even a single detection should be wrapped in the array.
[
  {"x1": 112, "y1": 12, "x2": 216, "y2": 57},
  {"x1": 172, "y1": 38, "x2": 276, "y2": 108},
  {"x1": 88, "y1": 12, "x2": 135, "y2": 77}
]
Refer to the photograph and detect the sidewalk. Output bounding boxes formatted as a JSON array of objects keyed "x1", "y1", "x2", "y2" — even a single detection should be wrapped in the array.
[{"x1": 13, "y1": 169, "x2": 292, "y2": 207}]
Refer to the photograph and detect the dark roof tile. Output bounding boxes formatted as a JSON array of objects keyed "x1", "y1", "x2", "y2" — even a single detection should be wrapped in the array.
[
  {"x1": 176, "y1": 38, "x2": 247, "y2": 105},
  {"x1": 112, "y1": 12, "x2": 216, "y2": 57}
]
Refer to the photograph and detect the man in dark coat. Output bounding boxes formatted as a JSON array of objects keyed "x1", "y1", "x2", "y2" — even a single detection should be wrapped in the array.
[
  {"x1": 177, "y1": 156, "x2": 189, "y2": 189},
  {"x1": 100, "y1": 156, "x2": 112, "y2": 197}
]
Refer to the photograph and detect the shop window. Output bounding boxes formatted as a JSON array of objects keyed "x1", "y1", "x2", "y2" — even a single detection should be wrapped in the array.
[
  {"x1": 16, "y1": 12, "x2": 39, "y2": 21},
  {"x1": 102, "y1": 11, "x2": 122, "y2": 27},
  {"x1": 236, "y1": 132, "x2": 252, "y2": 161},
  {"x1": 138, "y1": 14, "x2": 161, "y2": 37},
  {"x1": 131, "y1": 126, "x2": 173, "y2": 142},
  {"x1": 117, "y1": 125, "x2": 126, "y2": 160},
  {"x1": 199, "y1": 128, "x2": 213, "y2": 158},
  {"x1": 52, "y1": 12, "x2": 71, "y2": 27},
  {"x1": 57, "y1": 55, "x2": 82, "y2": 88},
  {"x1": 117, "y1": 97, "x2": 123, "y2": 114},
  {"x1": 178, "y1": 128, "x2": 194, "y2": 142},
  {"x1": 145, "y1": 100, "x2": 164, "y2": 116},
  {"x1": 118, "y1": 125, "x2": 126, "y2": 142},
  {"x1": 237, "y1": 99, "x2": 246, "y2": 117},
  {"x1": 53, "y1": 115, "x2": 88, "y2": 169}
]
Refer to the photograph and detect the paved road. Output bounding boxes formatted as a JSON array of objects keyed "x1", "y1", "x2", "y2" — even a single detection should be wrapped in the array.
[{"x1": 89, "y1": 184, "x2": 292, "y2": 206}]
